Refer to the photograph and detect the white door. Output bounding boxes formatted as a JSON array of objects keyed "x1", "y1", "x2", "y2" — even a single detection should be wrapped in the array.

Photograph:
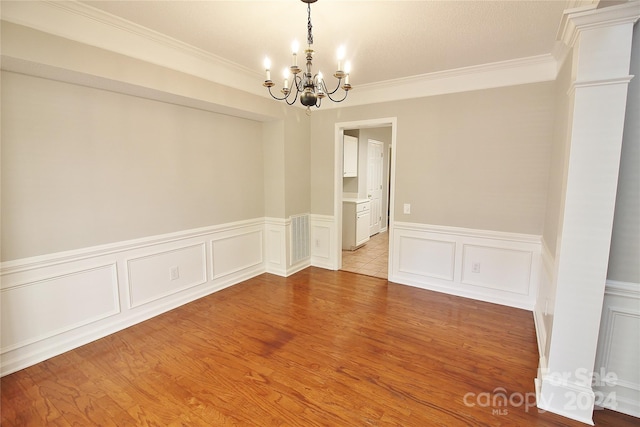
[{"x1": 367, "y1": 140, "x2": 384, "y2": 236}]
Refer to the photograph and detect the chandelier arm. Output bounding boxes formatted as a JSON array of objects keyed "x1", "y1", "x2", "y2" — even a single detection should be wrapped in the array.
[
  {"x1": 295, "y1": 74, "x2": 305, "y2": 92},
  {"x1": 323, "y1": 78, "x2": 344, "y2": 96},
  {"x1": 267, "y1": 86, "x2": 298, "y2": 105},
  {"x1": 324, "y1": 90, "x2": 349, "y2": 103}
]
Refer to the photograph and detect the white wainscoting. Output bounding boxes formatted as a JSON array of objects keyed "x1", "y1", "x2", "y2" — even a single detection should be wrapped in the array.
[
  {"x1": 310, "y1": 214, "x2": 337, "y2": 270},
  {"x1": 127, "y1": 243, "x2": 207, "y2": 308},
  {"x1": 211, "y1": 228, "x2": 263, "y2": 280},
  {"x1": 265, "y1": 216, "x2": 311, "y2": 277},
  {"x1": 533, "y1": 240, "x2": 555, "y2": 371},
  {"x1": 593, "y1": 280, "x2": 640, "y2": 418},
  {"x1": 0, "y1": 218, "x2": 267, "y2": 376},
  {"x1": 390, "y1": 222, "x2": 541, "y2": 310},
  {"x1": 265, "y1": 217, "x2": 288, "y2": 276}
]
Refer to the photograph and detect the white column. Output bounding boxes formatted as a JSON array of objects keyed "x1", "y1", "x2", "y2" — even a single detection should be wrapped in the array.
[
  {"x1": 536, "y1": 1, "x2": 640, "y2": 425},
  {"x1": 536, "y1": 3, "x2": 639, "y2": 424}
]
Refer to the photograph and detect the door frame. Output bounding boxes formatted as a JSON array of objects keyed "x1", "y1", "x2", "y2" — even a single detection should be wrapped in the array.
[{"x1": 334, "y1": 117, "x2": 397, "y2": 271}]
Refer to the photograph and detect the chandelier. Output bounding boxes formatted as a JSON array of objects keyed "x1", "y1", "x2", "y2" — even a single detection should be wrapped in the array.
[{"x1": 262, "y1": 0, "x2": 352, "y2": 113}]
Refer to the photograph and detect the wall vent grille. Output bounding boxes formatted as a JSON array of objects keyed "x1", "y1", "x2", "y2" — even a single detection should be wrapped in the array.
[{"x1": 290, "y1": 214, "x2": 310, "y2": 264}]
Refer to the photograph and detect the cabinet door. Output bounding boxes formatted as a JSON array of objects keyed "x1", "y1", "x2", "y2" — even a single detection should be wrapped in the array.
[
  {"x1": 343, "y1": 135, "x2": 358, "y2": 177},
  {"x1": 356, "y1": 212, "x2": 370, "y2": 245}
]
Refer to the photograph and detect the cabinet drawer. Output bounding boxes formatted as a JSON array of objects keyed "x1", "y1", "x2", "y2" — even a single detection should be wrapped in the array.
[{"x1": 356, "y1": 202, "x2": 370, "y2": 213}]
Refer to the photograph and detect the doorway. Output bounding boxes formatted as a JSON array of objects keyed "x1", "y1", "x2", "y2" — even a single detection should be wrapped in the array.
[
  {"x1": 341, "y1": 230, "x2": 389, "y2": 278},
  {"x1": 367, "y1": 139, "x2": 384, "y2": 236},
  {"x1": 334, "y1": 118, "x2": 397, "y2": 278}
]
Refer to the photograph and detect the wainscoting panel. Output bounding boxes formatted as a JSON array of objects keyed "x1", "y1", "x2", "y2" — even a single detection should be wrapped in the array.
[
  {"x1": 211, "y1": 229, "x2": 263, "y2": 280},
  {"x1": 397, "y1": 235, "x2": 456, "y2": 281},
  {"x1": 594, "y1": 281, "x2": 640, "y2": 417},
  {"x1": 1, "y1": 263, "x2": 119, "y2": 353},
  {"x1": 461, "y1": 244, "x2": 532, "y2": 295},
  {"x1": 265, "y1": 218, "x2": 287, "y2": 276},
  {"x1": 127, "y1": 243, "x2": 207, "y2": 308},
  {"x1": 390, "y1": 222, "x2": 541, "y2": 310},
  {"x1": 310, "y1": 214, "x2": 336, "y2": 270},
  {"x1": 264, "y1": 216, "x2": 312, "y2": 277},
  {"x1": 0, "y1": 219, "x2": 267, "y2": 376}
]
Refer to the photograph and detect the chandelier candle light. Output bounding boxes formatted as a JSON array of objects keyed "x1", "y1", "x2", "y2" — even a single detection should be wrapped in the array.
[{"x1": 262, "y1": 0, "x2": 352, "y2": 113}]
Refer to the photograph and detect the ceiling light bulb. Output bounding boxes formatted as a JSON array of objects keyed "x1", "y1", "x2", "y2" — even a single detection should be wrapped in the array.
[
  {"x1": 292, "y1": 40, "x2": 299, "y2": 54},
  {"x1": 337, "y1": 45, "x2": 346, "y2": 72},
  {"x1": 263, "y1": 57, "x2": 271, "y2": 81},
  {"x1": 344, "y1": 61, "x2": 351, "y2": 74}
]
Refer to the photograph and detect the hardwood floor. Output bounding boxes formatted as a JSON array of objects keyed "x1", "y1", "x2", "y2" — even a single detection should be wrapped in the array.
[{"x1": 1, "y1": 268, "x2": 637, "y2": 426}]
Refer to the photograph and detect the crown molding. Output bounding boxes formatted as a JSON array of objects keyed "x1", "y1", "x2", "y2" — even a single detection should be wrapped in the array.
[
  {"x1": 0, "y1": 0, "x2": 265, "y2": 97},
  {"x1": 332, "y1": 54, "x2": 558, "y2": 109},
  {"x1": 2, "y1": 0, "x2": 564, "y2": 110},
  {"x1": 558, "y1": 1, "x2": 640, "y2": 48}
]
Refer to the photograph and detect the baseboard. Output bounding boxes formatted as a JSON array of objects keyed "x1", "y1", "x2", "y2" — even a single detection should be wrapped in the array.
[
  {"x1": 533, "y1": 307, "x2": 547, "y2": 359},
  {"x1": 286, "y1": 260, "x2": 312, "y2": 277},
  {"x1": 536, "y1": 376, "x2": 596, "y2": 425}
]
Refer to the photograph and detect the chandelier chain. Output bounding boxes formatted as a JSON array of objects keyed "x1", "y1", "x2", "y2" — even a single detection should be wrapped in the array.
[{"x1": 307, "y1": 3, "x2": 313, "y2": 46}]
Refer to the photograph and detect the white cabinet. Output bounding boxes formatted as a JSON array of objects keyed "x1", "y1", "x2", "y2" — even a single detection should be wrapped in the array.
[
  {"x1": 343, "y1": 135, "x2": 358, "y2": 177},
  {"x1": 342, "y1": 200, "x2": 370, "y2": 250}
]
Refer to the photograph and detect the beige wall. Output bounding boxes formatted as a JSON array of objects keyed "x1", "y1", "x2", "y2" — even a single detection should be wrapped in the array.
[
  {"x1": 311, "y1": 82, "x2": 556, "y2": 235},
  {"x1": 1, "y1": 23, "x2": 314, "y2": 262},
  {"x1": 263, "y1": 111, "x2": 311, "y2": 219},
  {"x1": 263, "y1": 120, "x2": 286, "y2": 219},
  {"x1": 1, "y1": 71, "x2": 265, "y2": 261},
  {"x1": 608, "y1": 23, "x2": 640, "y2": 284},
  {"x1": 284, "y1": 111, "x2": 311, "y2": 218}
]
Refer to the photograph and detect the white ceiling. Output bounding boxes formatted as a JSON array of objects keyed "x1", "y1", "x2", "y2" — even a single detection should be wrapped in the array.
[{"x1": 78, "y1": 0, "x2": 581, "y2": 88}]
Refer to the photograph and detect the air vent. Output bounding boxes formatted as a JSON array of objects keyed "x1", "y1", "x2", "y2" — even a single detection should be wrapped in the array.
[{"x1": 290, "y1": 214, "x2": 310, "y2": 264}]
